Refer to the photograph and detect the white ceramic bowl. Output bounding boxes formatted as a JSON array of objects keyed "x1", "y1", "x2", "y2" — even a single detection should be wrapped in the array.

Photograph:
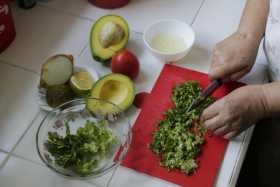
[{"x1": 143, "y1": 19, "x2": 195, "y2": 63}]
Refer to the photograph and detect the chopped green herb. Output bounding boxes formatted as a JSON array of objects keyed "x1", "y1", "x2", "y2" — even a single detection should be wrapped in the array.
[
  {"x1": 46, "y1": 120, "x2": 118, "y2": 175},
  {"x1": 150, "y1": 81, "x2": 214, "y2": 175}
]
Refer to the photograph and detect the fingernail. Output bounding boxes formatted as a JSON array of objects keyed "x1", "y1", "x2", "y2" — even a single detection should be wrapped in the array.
[
  {"x1": 223, "y1": 134, "x2": 232, "y2": 139},
  {"x1": 224, "y1": 136, "x2": 230, "y2": 140}
]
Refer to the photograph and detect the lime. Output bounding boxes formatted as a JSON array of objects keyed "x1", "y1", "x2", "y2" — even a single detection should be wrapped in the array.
[{"x1": 70, "y1": 71, "x2": 95, "y2": 96}]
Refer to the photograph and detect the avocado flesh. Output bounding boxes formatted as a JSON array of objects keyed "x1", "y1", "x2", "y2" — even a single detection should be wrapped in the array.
[
  {"x1": 87, "y1": 73, "x2": 134, "y2": 115},
  {"x1": 90, "y1": 15, "x2": 129, "y2": 63}
]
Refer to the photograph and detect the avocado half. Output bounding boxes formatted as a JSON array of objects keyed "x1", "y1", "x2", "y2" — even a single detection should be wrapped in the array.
[
  {"x1": 87, "y1": 73, "x2": 135, "y2": 115},
  {"x1": 90, "y1": 15, "x2": 129, "y2": 63}
]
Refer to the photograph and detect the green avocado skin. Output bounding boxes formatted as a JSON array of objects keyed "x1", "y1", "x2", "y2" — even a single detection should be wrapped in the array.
[
  {"x1": 90, "y1": 15, "x2": 129, "y2": 64},
  {"x1": 92, "y1": 53, "x2": 110, "y2": 64}
]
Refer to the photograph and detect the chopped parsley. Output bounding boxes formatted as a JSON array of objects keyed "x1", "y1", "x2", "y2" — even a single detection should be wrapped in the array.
[
  {"x1": 150, "y1": 81, "x2": 214, "y2": 175},
  {"x1": 46, "y1": 120, "x2": 118, "y2": 175}
]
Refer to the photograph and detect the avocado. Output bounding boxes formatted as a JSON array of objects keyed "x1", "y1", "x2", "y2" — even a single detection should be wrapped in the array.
[
  {"x1": 90, "y1": 15, "x2": 129, "y2": 63},
  {"x1": 87, "y1": 73, "x2": 135, "y2": 115}
]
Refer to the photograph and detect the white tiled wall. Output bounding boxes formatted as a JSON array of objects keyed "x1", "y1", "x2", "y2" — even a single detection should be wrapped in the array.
[
  {"x1": 13, "y1": 111, "x2": 46, "y2": 165},
  {"x1": 0, "y1": 63, "x2": 39, "y2": 152},
  {"x1": 1, "y1": 5, "x2": 92, "y2": 72},
  {"x1": 1, "y1": 1, "x2": 205, "y2": 186},
  {"x1": 0, "y1": 156, "x2": 99, "y2": 187},
  {"x1": 176, "y1": 0, "x2": 246, "y2": 74},
  {"x1": 0, "y1": 1, "x2": 268, "y2": 187},
  {"x1": 39, "y1": 0, "x2": 205, "y2": 33}
]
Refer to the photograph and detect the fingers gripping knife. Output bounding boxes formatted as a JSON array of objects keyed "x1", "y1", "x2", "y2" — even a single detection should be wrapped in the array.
[{"x1": 187, "y1": 79, "x2": 223, "y2": 112}]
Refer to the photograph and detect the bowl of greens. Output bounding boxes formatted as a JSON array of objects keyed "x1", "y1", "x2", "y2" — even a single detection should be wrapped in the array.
[{"x1": 36, "y1": 98, "x2": 132, "y2": 179}]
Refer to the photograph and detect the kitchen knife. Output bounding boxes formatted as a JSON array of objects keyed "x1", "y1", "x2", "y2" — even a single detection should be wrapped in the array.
[{"x1": 187, "y1": 78, "x2": 223, "y2": 112}]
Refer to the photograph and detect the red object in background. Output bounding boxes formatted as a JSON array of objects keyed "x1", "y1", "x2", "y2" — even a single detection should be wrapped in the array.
[
  {"x1": 88, "y1": 0, "x2": 130, "y2": 9},
  {"x1": 111, "y1": 50, "x2": 140, "y2": 80},
  {"x1": 122, "y1": 64, "x2": 245, "y2": 187},
  {"x1": 0, "y1": 0, "x2": 15, "y2": 53}
]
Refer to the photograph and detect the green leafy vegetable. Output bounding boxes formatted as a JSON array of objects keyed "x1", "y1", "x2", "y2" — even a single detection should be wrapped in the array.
[
  {"x1": 150, "y1": 81, "x2": 214, "y2": 175},
  {"x1": 46, "y1": 120, "x2": 118, "y2": 175}
]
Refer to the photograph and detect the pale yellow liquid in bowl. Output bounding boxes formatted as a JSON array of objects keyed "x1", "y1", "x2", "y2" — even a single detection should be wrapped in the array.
[{"x1": 150, "y1": 33, "x2": 187, "y2": 54}]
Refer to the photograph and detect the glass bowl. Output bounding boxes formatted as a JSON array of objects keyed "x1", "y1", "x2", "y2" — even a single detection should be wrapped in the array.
[{"x1": 36, "y1": 98, "x2": 132, "y2": 179}]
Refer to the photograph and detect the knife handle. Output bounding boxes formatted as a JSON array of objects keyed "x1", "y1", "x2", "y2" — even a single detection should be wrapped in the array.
[{"x1": 201, "y1": 78, "x2": 223, "y2": 98}]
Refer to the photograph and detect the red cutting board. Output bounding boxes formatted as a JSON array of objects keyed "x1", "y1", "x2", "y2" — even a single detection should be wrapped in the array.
[{"x1": 121, "y1": 64, "x2": 244, "y2": 187}]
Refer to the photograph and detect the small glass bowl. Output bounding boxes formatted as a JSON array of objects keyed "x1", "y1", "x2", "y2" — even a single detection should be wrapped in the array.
[{"x1": 36, "y1": 98, "x2": 132, "y2": 179}]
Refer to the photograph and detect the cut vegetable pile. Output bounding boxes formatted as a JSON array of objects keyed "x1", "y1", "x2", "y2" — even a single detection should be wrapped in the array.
[
  {"x1": 150, "y1": 81, "x2": 214, "y2": 175},
  {"x1": 46, "y1": 120, "x2": 118, "y2": 175}
]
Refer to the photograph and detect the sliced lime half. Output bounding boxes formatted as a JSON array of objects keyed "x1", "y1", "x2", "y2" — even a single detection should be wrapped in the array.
[{"x1": 70, "y1": 71, "x2": 95, "y2": 96}]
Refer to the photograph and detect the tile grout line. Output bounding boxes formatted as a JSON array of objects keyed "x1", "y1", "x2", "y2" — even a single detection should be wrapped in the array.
[
  {"x1": 78, "y1": 42, "x2": 90, "y2": 58},
  {"x1": 0, "y1": 111, "x2": 41, "y2": 169},
  {"x1": 9, "y1": 110, "x2": 42, "y2": 155},
  {"x1": 106, "y1": 165, "x2": 118, "y2": 187},
  {"x1": 0, "y1": 60, "x2": 39, "y2": 75},
  {"x1": 0, "y1": 148, "x2": 9, "y2": 154},
  {"x1": 9, "y1": 152, "x2": 45, "y2": 166},
  {"x1": 190, "y1": 0, "x2": 206, "y2": 26}
]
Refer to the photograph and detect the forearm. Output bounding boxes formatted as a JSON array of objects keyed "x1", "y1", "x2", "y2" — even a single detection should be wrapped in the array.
[
  {"x1": 237, "y1": 0, "x2": 269, "y2": 43},
  {"x1": 261, "y1": 82, "x2": 280, "y2": 117}
]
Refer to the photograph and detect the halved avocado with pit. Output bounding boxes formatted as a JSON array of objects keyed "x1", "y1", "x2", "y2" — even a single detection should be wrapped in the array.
[
  {"x1": 90, "y1": 15, "x2": 129, "y2": 63},
  {"x1": 87, "y1": 73, "x2": 134, "y2": 115}
]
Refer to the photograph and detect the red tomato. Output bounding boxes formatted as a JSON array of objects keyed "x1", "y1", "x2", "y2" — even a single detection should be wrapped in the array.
[{"x1": 111, "y1": 49, "x2": 140, "y2": 80}]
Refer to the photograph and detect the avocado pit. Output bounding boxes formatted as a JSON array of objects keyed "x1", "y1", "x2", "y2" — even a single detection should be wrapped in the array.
[{"x1": 99, "y1": 21, "x2": 125, "y2": 48}]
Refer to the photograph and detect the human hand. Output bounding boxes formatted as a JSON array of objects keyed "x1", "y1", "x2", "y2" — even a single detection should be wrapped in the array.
[
  {"x1": 200, "y1": 85, "x2": 267, "y2": 139},
  {"x1": 210, "y1": 31, "x2": 260, "y2": 81}
]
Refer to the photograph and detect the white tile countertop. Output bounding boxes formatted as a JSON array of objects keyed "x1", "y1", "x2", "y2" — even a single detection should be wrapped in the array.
[{"x1": 0, "y1": 1, "x2": 269, "y2": 187}]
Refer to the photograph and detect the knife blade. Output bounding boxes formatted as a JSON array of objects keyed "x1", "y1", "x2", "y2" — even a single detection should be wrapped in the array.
[{"x1": 187, "y1": 78, "x2": 223, "y2": 112}]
